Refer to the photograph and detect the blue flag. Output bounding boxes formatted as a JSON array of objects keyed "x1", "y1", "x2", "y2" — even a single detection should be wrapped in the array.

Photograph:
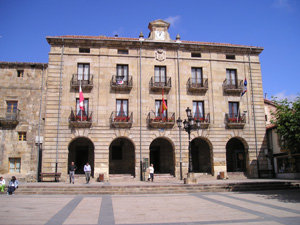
[{"x1": 241, "y1": 78, "x2": 247, "y2": 96}]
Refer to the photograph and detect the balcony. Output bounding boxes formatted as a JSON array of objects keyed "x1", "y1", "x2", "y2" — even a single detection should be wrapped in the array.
[
  {"x1": 110, "y1": 75, "x2": 133, "y2": 91},
  {"x1": 223, "y1": 79, "x2": 243, "y2": 95},
  {"x1": 187, "y1": 78, "x2": 208, "y2": 93},
  {"x1": 110, "y1": 111, "x2": 133, "y2": 128},
  {"x1": 193, "y1": 113, "x2": 210, "y2": 129},
  {"x1": 69, "y1": 109, "x2": 92, "y2": 128},
  {"x1": 149, "y1": 77, "x2": 171, "y2": 92},
  {"x1": 147, "y1": 112, "x2": 175, "y2": 129},
  {"x1": 0, "y1": 108, "x2": 20, "y2": 128},
  {"x1": 71, "y1": 74, "x2": 93, "y2": 90},
  {"x1": 225, "y1": 113, "x2": 246, "y2": 129}
]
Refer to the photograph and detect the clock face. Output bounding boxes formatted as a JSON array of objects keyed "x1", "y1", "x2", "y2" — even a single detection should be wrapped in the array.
[{"x1": 155, "y1": 30, "x2": 165, "y2": 40}]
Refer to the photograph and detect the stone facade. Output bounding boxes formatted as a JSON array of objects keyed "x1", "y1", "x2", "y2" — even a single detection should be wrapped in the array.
[
  {"x1": 0, "y1": 20, "x2": 269, "y2": 181},
  {"x1": 0, "y1": 62, "x2": 47, "y2": 181}
]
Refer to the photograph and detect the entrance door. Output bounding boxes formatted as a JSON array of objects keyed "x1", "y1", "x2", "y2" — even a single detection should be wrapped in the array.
[
  {"x1": 150, "y1": 147, "x2": 160, "y2": 172},
  {"x1": 68, "y1": 137, "x2": 94, "y2": 176},
  {"x1": 226, "y1": 138, "x2": 247, "y2": 172}
]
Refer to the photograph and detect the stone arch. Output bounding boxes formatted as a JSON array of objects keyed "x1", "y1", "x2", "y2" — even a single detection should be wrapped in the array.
[
  {"x1": 226, "y1": 137, "x2": 249, "y2": 172},
  {"x1": 109, "y1": 136, "x2": 135, "y2": 176},
  {"x1": 190, "y1": 137, "x2": 213, "y2": 174},
  {"x1": 68, "y1": 136, "x2": 95, "y2": 176},
  {"x1": 149, "y1": 137, "x2": 175, "y2": 175}
]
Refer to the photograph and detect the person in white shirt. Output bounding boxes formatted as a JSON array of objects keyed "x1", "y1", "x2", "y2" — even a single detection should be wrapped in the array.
[
  {"x1": 0, "y1": 177, "x2": 5, "y2": 193},
  {"x1": 84, "y1": 162, "x2": 92, "y2": 184},
  {"x1": 149, "y1": 164, "x2": 154, "y2": 182}
]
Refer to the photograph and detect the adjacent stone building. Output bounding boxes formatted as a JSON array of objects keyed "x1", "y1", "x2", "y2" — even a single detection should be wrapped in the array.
[
  {"x1": 0, "y1": 62, "x2": 47, "y2": 181},
  {"x1": 0, "y1": 20, "x2": 269, "y2": 181}
]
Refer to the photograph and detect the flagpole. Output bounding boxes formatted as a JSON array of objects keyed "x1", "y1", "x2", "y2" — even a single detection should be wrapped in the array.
[{"x1": 80, "y1": 80, "x2": 82, "y2": 121}]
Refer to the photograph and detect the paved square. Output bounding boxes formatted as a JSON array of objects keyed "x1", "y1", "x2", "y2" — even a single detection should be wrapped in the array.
[{"x1": 0, "y1": 190, "x2": 299, "y2": 225}]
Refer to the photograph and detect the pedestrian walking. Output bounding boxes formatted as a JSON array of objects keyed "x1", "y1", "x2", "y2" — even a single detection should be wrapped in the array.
[
  {"x1": 69, "y1": 161, "x2": 77, "y2": 184},
  {"x1": 84, "y1": 162, "x2": 91, "y2": 184},
  {"x1": 149, "y1": 164, "x2": 154, "y2": 182},
  {"x1": 7, "y1": 176, "x2": 18, "y2": 195},
  {"x1": 0, "y1": 177, "x2": 5, "y2": 193}
]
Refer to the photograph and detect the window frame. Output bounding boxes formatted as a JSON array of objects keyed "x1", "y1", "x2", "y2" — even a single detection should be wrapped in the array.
[
  {"x1": 9, "y1": 158, "x2": 21, "y2": 173},
  {"x1": 226, "y1": 69, "x2": 237, "y2": 86},
  {"x1": 117, "y1": 49, "x2": 129, "y2": 55},
  {"x1": 154, "y1": 66, "x2": 167, "y2": 83},
  {"x1": 191, "y1": 67, "x2": 203, "y2": 84},
  {"x1": 79, "y1": 48, "x2": 90, "y2": 53},
  {"x1": 116, "y1": 99, "x2": 129, "y2": 117},
  {"x1": 18, "y1": 132, "x2": 26, "y2": 141},
  {"x1": 228, "y1": 102, "x2": 239, "y2": 118},
  {"x1": 155, "y1": 99, "x2": 168, "y2": 117},
  {"x1": 226, "y1": 54, "x2": 236, "y2": 60},
  {"x1": 192, "y1": 101, "x2": 205, "y2": 119},
  {"x1": 191, "y1": 52, "x2": 201, "y2": 58},
  {"x1": 76, "y1": 98, "x2": 89, "y2": 116},
  {"x1": 17, "y1": 70, "x2": 24, "y2": 77},
  {"x1": 116, "y1": 64, "x2": 129, "y2": 82},
  {"x1": 77, "y1": 63, "x2": 90, "y2": 81},
  {"x1": 6, "y1": 101, "x2": 18, "y2": 113}
]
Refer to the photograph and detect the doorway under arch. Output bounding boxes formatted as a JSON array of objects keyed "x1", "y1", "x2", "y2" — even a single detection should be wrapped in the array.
[
  {"x1": 226, "y1": 138, "x2": 247, "y2": 172},
  {"x1": 68, "y1": 137, "x2": 94, "y2": 176},
  {"x1": 149, "y1": 137, "x2": 175, "y2": 175},
  {"x1": 109, "y1": 137, "x2": 135, "y2": 176},
  {"x1": 191, "y1": 138, "x2": 212, "y2": 173}
]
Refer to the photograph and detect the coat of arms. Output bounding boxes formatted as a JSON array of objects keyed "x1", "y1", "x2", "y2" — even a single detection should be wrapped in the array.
[{"x1": 155, "y1": 49, "x2": 166, "y2": 61}]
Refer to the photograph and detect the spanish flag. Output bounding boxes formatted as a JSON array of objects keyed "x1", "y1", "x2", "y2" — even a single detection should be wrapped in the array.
[{"x1": 161, "y1": 89, "x2": 168, "y2": 114}]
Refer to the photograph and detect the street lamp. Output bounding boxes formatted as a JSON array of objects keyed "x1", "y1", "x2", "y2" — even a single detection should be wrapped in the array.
[{"x1": 177, "y1": 107, "x2": 201, "y2": 174}]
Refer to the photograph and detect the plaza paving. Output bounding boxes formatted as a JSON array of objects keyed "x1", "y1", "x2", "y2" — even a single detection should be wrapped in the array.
[{"x1": 0, "y1": 189, "x2": 299, "y2": 225}]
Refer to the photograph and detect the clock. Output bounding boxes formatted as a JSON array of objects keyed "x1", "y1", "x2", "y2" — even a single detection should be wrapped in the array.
[{"x1": 155, "y1": 30, "x2": 165, "y2": 40}]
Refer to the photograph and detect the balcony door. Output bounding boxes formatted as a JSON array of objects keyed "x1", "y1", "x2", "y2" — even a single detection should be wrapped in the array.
[
  {"x1": 193, "y1": 101, "x2": 204, "y2": 119},
  {"x1": 117, "y1": 65, "x2": 128, "y2": 83},
  {"x1": 116, "y1": 99, "x2": 128, "y2": 117},
  {"x1": 229, "y1": 102, "x2": 239, "y2": 118},
  {"x1": 77, "y1": 63, "x2": 90, "y2": 81},
  {"x1": 226, "y1": 69, "x2": 237, "y2": 86},
  {"x1": 154, "y1": 66, "x2": 166, "y2": 84},
  {"x1": 76, "y1": 98, "x2": 89, "y2": 117},
  {"x1": 6, "y1": 101, "x2": 18, "y2": 113},
  {"x1": 155, "y1": 100, "x2": 167, "y2": 118},
  {"x1": 191, "y1": 68, "x2": 202, "y2": 84}
]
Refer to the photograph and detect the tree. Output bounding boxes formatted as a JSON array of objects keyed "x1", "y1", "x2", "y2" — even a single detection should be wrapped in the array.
[{"x1": 271, "y1": 95, "x2": 300, "y2": 154}]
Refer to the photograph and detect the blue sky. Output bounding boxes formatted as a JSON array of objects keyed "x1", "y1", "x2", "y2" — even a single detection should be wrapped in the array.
[{"x1": 0, "y1": 0, "x2": 299, "y2": 100}]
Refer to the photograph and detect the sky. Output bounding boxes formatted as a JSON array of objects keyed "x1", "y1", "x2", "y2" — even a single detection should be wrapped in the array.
[{"x1": 0, "y1": 0, "x2": 299, "y2": 100}]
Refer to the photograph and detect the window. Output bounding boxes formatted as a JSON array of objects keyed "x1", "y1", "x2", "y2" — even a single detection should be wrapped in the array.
[
  {"x1": 191, "y1": 68, "x2": 203, "y2": 84},
  {"x1": 116, "y1": 64, "x2": 128, "y2": 82},
  {"x1": 79, "y1": 48, "x2": 90, "y2": 53},
  {"x1": 6, "y1": 101, "x2": 18, "y2": 113},
  {"x1": 228, "y1": 102, "x2": 239, "y2": 118},
  {"x1": 116, "y1": 99, "x2": 128, "y2": 117},
  {"x1": 155, "y1": 100, "x2": 167, "y2": 117},
  {"x1": 118, "y1": 49, "x2": 128, "y2": 54},
  {"x1": 17, "y1": 70, "x2": 24, "y2": 77},
  {"x1": 18, "y1": 132, "x2": 26, "y2": 141},
  {"x1": 193, "y1": 101, "x2": 204, "y2": 119},
  {"x1": 154, "y1": 66, "x2": 166, "y2": 83},
  {"x1": 77, "y1": 63, "x2": 90, "y2": 81},
  {"x1": 191, "y1": 52, "x2": 201, "y2": 58},
  {"x1": 226, "y1": 69, "x2": 237, "y2": 85},
  {"x1": 76, "y1": 98, "x2": 89, "y2": 117},
  {"x1": 111, "y1": 146, "x2": 122, "y2": 160},
  {"x1": 226, "y1": 55, "x2": 235, "y2": 60},
  {"x1": 9, "y1": 158, "x2": 21, "y2": 173}
]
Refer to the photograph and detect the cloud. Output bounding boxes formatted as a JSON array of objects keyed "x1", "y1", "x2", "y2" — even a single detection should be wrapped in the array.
[
  {"x1": 272, "y1": 91, "x2": 298, "y2": 102},
  {"x1": 164, "y1": 15, "x2": 181, "y2": 27},
  {"x1": 272, "y1": 0, "x2": 292, "y2": 11}
]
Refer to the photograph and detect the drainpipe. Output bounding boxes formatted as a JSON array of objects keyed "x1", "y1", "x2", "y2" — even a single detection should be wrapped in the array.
[
  {"x1": 139, "y1": 35, "x2": 143, "y2": 181},
  {"x1": 248, "y1": 48, "x2": 260, "y2": 178},
  {"x1": 55, "y1": 39, "x2": 64, "y2": 180},
  {"x1": 176, "y1": 42, "x2": 183, "y2": 180},
  {"x1": 37, "y1": 64, "x2": 45, "y2": 182}
]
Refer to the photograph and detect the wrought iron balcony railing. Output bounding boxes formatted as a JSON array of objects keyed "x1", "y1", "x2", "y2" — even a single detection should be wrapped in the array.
[
  {"x1": 110, "y1": 75, "x2": 133, "y2": 91},
  {"x1": 187, "y1": 78, "x2": 208, "y2": 93},
  {"x1": 0, "y1": 108, "x2": 20, "y2": 128},
  {"x1": 69, "y1": 109, "x2": 92, "y2": 128},
  {"x1": 223, "y1": 79, "x2": 243, "y2": 94},
  {"x1": 149, "y1": 76, "x2": 171, "y2": 92},
  {"x1": 192, "y1": 113, "x2": 210, "y2": 129},
  {"x1": 225, "y1": 113, "x2": 246, "y2": 129},
  {"x1": 110, "y1": 111, "x2": 133, "y2": 128},
  {"x1": 147, "y1": 111, "x2": 175, "y2": 129},
  {"x1": 71, "y1": 74, "x2": 93, "y2": 90}
]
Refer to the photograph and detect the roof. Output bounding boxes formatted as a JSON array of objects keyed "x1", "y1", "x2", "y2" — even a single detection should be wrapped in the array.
[
  {"x1": 264, "y1": 98, "x2": 277, "y2": 107},
  {"x1": 0, "y1": 61, "x2": 48, "y2": 69},
  {"x1": 46, "y1": 35, "x2": 263, "y2": 52}
]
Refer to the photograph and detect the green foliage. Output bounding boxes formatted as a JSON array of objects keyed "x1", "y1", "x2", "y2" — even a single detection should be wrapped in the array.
[{"x1": 271, "y1": 95, "x2": 300, "y2": 153}]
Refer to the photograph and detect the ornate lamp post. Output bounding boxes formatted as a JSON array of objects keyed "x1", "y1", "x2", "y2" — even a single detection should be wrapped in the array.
[{"x1": 177, "y1": 107, "x2": 201, "y2": 174}]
